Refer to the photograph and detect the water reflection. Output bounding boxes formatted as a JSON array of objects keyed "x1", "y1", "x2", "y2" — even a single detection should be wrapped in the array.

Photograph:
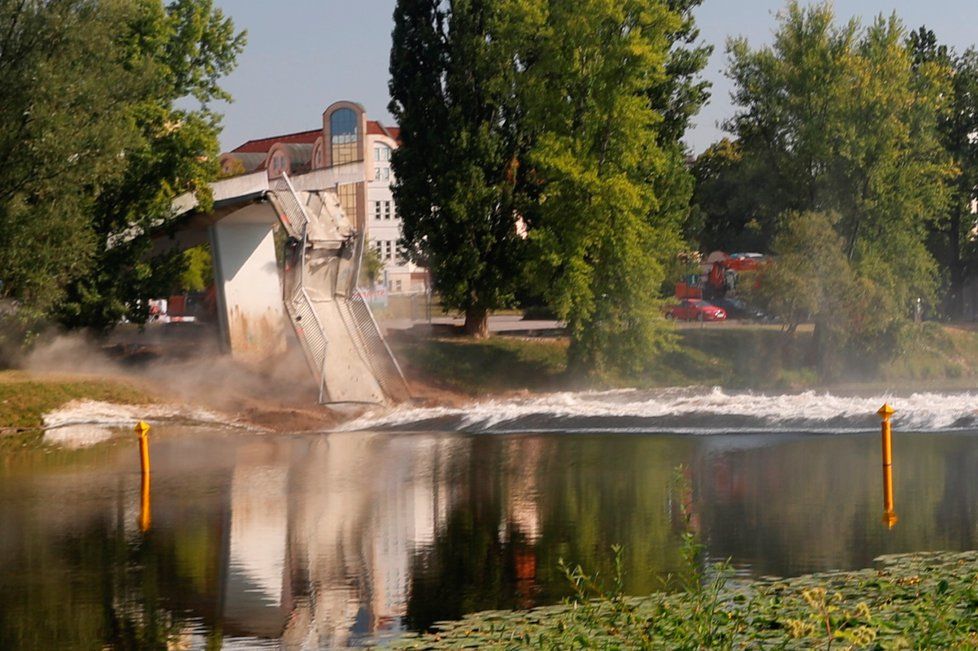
[{"x1": 3, "y1": 429, "x2": 978, "y2": 648}]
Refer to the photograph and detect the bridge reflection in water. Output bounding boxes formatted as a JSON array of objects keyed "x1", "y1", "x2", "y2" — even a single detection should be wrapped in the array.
[{"x1": 4, "y1": 429, "x2": 978, "y2": 648}]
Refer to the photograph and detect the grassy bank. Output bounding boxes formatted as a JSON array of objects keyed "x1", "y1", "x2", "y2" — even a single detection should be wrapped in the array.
[
  {"x1": 0, "y1": 371, "x2": 152, "y2": 449},
  {"x1": 393, "y1": 322, "x2": 978, "y2": 395},
  {"x1": 392, "y1": 335, "x2": 569, "y2": 396},
  {"x1": 394, "y1": 550, "x2": 978, "y2": 649}
]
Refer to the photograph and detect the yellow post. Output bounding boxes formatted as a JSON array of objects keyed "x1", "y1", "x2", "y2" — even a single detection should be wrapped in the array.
[
  {"x1": 136, "y1": 421, "x2": 151, "y2": 532},
  {"x1": 877, "y1": 404, "x2": 897, "y2": 529}
]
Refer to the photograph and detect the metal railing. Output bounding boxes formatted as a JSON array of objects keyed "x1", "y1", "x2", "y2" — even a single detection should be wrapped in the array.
[
  {"x1": 274, "y1": 182, "x2": 409, "y2": 405},
  {"x1": 271, "y1": 172, "x2": 311, "y2": 239},
  {"x1": 282, "y1": 232, "x2": 330, "y2": 400},
  {"x1": 346, "y1": 290, "x2": 411, "y2": 401}
]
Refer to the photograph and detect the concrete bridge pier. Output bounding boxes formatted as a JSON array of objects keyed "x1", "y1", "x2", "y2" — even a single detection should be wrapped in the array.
[{"x1": 208, "y1": 204, "x2": 288, "y2": 362}]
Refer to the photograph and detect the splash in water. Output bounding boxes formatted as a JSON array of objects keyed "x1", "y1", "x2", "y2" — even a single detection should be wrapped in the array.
[{"x1": 339, "y1": 387, "x2": 978, "y2": 435}]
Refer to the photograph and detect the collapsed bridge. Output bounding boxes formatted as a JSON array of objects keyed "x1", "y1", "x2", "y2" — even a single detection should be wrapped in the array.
[{"x1": 155, "y1": 165, "x2": 410, "y2": 405}]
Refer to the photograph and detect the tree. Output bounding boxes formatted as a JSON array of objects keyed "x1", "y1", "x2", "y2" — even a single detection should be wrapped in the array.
[
  {"x1": 57, "y1": 0, "x2": 244, "y2": 330},
  {"x1": 389, "y1": 0, "x2": 527, "y2": 337},
  {"x1": 690, "y1": 138, "x2": 773, "y2": 252},
  {"x1": 518, "y1": 0, "x2": 708, "y2": 377},
  {"x1": 909, "y1": 28, "x2": 978, "y2": 319},
  {"x1": 359, "y1": 244, "x2": 385, "y2": 287},
  {"x1": 745, "y1": 211, "x2": 855, "y2": 376},
  {"x1": 0, "y1": 0, "x2": 243, "y2": 336},
  {"x1": 178, "y1": 245, "x2": 213, "y2": 293},
  {"x1": 726, "y1": 2, "x2": 953, "y2": 368},
  {"x1": 0, "y1": 0, "x2": 148, "y2": 323}
]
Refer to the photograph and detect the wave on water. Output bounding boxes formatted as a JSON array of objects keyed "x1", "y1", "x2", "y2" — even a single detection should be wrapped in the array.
[
  {"x1": 42, "y1": 400, "x2": 241, "y2": 448},
  {"x1": 338, "y1": 387, "x2": 978, "y2": 435}
]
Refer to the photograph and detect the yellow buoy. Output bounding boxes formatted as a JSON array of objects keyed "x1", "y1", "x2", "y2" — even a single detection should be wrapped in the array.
[
  {"x1": 877, "y1": 404, "x2": 897, "y2": 529},
  {"x1": 136, "y1": 421, "x2": 151, "y2": 532}
]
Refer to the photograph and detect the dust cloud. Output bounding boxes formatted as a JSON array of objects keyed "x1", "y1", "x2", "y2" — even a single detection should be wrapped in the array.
[{"x1": 21, "y1": 325, "x2": 346, "y2": 432}]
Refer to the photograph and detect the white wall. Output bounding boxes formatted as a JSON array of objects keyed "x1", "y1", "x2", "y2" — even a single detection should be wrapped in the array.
[{"x1": 210, "y1": 204, "x2": 289, "y2": 361}]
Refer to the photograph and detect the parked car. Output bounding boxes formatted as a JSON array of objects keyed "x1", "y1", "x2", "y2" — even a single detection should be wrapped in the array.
[
  {"x1": 712, "y1": 297, "x2": 771, "y2": 321},
  {"x1": 665, "y1": 299, "x2": 727, "y2": 321}
]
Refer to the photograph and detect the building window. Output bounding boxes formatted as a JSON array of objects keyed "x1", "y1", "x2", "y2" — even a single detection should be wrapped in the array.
[
  {"x1": 330, "y1": 108, "x2": 359, "y2": 165},
  {"x1": 384, "y1": 201, "x2": 392, "y2": 220},
  {"x1": 393, "y1": 280, "x2": 402, "y2": 292},
  {"x1": 374, "y1": 144, "x2": 391, "y2": 162},
  {"x1": 374, "y1": 201, "x2": 382, "y2": 220},
  {"x1": 337, "y1": 183, "x2": 357, "y2": 219},
  {"x1": 374, "y1": 166, "x2": 391, "y2": 182}
]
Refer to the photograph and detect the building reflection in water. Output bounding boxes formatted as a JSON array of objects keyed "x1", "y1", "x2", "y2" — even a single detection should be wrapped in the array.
[
  {"x1": 215, "y1": 433, "x2": 464, "y2": 648},
  {"x1": 8, "y1": 430, "x2": 978, "y2": 649}
]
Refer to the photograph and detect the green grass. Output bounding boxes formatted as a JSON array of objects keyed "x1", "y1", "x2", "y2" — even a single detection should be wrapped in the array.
[
  {"x1": 392, "y1": 336, "x2": 568, "y2": 395},
  {"x1": 393, "y1": 323, "x2": 978, "y2": 395},
  {"x1": 0, "y1": 372, "x2": 152, "y2": 450}
]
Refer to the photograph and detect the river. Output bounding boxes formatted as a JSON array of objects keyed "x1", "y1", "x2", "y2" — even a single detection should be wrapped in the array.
[{"x1": 3, "y1": 388, "x2": 978, "y2": 648}]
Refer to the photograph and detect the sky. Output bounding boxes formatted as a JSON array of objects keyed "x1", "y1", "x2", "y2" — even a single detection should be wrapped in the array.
[{"x1": 211, "y1": 1, "x2": 978, "y2": 156}]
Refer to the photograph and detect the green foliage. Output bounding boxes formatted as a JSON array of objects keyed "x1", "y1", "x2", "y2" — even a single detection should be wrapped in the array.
[
  {"x1": 391, "y1": 0, "x2": 709, "y2": 361},
  {"x1": 389, "y1": 0, "x2": 528, "y2": 336},
  {"x1": 179, "y1": 244, "x2": 212, "y2": 292},
  {"x1": 909, "y1": 28, "x2": 978, "y2": 319},
  {"x1": 0, "y1": 0, "x2": 241, "y2": 335},
  {"x1": 743, "y1": 211, "x2": 855, "y2": 374},
  {"x1": 690, "y1": 139, "x2": 771, "y2": 252},
  {"x1": 57, "y1": 0, "x2": 244, "y2": 330},
  {"x1": 518, "y1": 0, "x2": 706, "y2": 378},
  {"x1": 722, "y1": 2, "x2": 953, "y2": 375},
  {"x1": 359, "y1": 243, "x2": 385, "y2": 287},
  {"x1": 395, "y1": 549, "x2": 978, "y2": 649},
  {"x1": 0, "y1": 1, "x2": 146, "y2": 321}
]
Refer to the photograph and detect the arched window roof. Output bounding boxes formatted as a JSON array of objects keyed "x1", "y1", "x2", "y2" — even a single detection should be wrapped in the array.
[{"x1": 330, "y1": 108, "x2": 359, "y2": 164}]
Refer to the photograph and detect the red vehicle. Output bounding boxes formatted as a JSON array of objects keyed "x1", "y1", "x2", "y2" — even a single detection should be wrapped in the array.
[
  {"x1": 666, "y1": 299, "x2": 727, "y2": 322},
  {"x1": 705, "y1": 253, "x2": 766, "y2": 299}
]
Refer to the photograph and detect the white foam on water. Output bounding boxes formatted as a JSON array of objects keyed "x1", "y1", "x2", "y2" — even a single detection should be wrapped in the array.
[
  {"x1": 42, "y1": 400, "x2": 235, "y2": 448},
  {"x1": 338, "y1": 387, "x2": 978, "y2": 435},
  {"x1": 43, "y1": 425, "x2": 116, "y2": 449}
]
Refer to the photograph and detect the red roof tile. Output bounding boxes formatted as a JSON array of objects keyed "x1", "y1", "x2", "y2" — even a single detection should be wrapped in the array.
[
  {"x1": 367, "y1": 120, "x2": 401, "y2": 142},
  {"x1": 230, "y1": 119, "x2": 401, "y2": 155},
  {"x1": 231, "y1": 128, "x2": 321, "y2": 154}
]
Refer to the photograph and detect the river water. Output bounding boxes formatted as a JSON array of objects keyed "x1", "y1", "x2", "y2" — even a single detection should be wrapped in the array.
[{"x1": 4, "y1": 388, "x2": 978, "y2": 648}]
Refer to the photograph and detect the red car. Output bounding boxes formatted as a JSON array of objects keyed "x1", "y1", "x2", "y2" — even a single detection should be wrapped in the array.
[{"x1": 666, "y1": 299, "x2": 727, "y2": 321}]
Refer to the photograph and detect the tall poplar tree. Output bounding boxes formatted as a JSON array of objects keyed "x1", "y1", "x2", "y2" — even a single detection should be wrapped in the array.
[{"x1": 389, "y1": 0, "x2": 527, "y2": 337}]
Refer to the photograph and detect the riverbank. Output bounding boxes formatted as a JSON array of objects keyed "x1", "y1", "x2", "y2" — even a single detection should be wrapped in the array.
[
  {"x1": 391, "y1": 321, "x2": 978, "y2": 395},
  {"x1": 0, "y1": 371, "x2": 155, "y2": 449},
  {"x1": 393, "y1": 550, "x2": 978, "y2": 649},
  {"x1": 4, "y1": 320, "x2": 977, "y2": 449}
]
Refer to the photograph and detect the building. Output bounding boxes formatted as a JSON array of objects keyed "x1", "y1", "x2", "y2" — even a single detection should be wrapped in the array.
[{"x1": 219, "y1": 101, "x2": 428, "y2": 295}]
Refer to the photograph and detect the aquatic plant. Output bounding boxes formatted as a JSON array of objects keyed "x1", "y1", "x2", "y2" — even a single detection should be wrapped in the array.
[{"x1": 391, "y1": 550, "x2": 978, "y2": 649}]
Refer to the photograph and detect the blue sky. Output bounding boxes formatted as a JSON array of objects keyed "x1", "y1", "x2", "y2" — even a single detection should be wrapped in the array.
[{"x1": 212, "y1": 1, "x2": 978, "y2": 155}]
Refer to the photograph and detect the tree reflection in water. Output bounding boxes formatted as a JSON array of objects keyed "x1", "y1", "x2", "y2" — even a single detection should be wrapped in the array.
[{"x1": 3, "y1": 429, "x2": 978, "y2": 647}]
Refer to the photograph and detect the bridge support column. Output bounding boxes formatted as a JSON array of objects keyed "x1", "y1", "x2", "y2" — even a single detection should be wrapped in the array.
[{"x1": 209, "y1": 211, "x2": 288, "y2": 363}]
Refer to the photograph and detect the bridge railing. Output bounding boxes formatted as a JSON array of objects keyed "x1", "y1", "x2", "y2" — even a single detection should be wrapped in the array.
[
  {"x1": 269, "y1": 172, "x2": 310, "y2": 239},
  {"x1": 346, "y1": 289, "x2": 411, "y2": 402}
]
